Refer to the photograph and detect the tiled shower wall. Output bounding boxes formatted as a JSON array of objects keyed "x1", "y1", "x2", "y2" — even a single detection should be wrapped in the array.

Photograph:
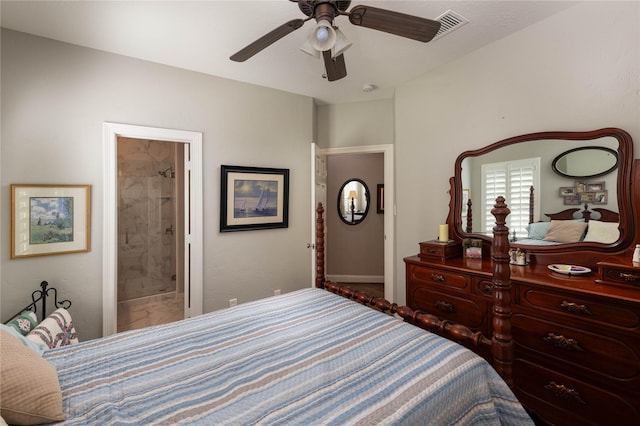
[{"x1": 117, "y1": 138, "x2": 177, "y2": 301}]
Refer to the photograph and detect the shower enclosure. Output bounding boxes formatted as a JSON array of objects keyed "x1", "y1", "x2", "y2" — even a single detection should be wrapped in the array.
[{"x1": 116, "y1": 138, "x2": 184, "y2": 304}]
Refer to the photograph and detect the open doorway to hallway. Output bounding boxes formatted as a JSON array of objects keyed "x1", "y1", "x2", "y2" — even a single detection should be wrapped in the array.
[
  {"x1": 326, "y1": 153, "x2": 384, "y2": 292},
  {"x1": 313, "y1": 144, "x2": 394, "y2": 302}
]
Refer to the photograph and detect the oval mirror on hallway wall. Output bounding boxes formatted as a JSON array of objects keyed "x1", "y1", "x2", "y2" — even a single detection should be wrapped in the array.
[
  {"x1": 337, "y1": 178, "x2": 370, "y2": 225},
  {"x1": 551, "y1": 146, "x2": 619, "y2": 178}
]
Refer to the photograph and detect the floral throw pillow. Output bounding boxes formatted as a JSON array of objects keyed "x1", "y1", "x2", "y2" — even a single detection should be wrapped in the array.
[
  {"x1": 6, "y1": 310, "x2": 38, "y2": 336},
  {"x1": 26, "y1": 308, "x2": 78, "y2": 349}
]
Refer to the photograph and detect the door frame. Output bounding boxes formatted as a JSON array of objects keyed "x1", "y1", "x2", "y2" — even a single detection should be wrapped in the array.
[
  {"x1": 102, "y1": 123, "x2": 203, "y2": 336},
  {"x1": 312, "y1": 144, "x2": 395, "y2": 301},
  {"x1": 310, "y1": 143, "x2": 327, "y2": 287}
]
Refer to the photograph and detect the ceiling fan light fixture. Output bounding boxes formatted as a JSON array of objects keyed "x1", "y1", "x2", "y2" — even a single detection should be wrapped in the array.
[
  {"x1": 310, "y1": 19, "x2": 336, "y2": 51},
  {"x1": 331, "y1": 27, "x2": 352, "y2": 58},
  {"x1": 299, "y1": 36, "x2": 321, "y2": 58}
]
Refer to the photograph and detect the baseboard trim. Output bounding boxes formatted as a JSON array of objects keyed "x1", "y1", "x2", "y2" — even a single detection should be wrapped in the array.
[{"x1": 326, "y1": 275, "x2": 384, "y2": 283}]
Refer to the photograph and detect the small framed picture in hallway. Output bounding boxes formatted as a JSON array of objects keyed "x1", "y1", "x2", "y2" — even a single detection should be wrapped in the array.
[
  {"x1": 10, "y1": 184, "x2": 91, "y2": 258},
  {"x1": 220, "y1": 165, "x2": 289, "y2": 232}
]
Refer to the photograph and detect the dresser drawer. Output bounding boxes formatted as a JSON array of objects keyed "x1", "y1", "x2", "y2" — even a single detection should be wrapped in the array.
[
  {"x1": 473, "y1": 278, "x2": 494, "y2": 299},
  {"x1": 406, "y1": 264, "x2": 470, "y2": 292},
  {"x1": 519, "y1": 287, "x2": 640, "y2": 329},
  {"x1": 419, "y1": 240, "x2": 462, "y2": 260},
  {"x1": 600, "y1": 264, "x2": 640, "y2": 287},
  {"x1": 513, "y1": 359, "x2": 640, "y2": 426},
  {"x1": 407, "y1": 285, "x2": 485, "y2": 331},
  {"x1": 512, "y1": 314, "x2": 640, "y2": 383}
]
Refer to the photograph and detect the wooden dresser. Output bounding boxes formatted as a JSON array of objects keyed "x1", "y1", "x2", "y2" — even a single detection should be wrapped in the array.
[{"x1": 405, "y1": 253, "x2": 640, "y2": 426}]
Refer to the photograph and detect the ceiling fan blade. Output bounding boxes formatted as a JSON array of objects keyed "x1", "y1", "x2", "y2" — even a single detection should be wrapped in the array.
[
  {"x1": 230, "y1": 19, "x2": 305, "y2": 62},
  {"x1": 348, "y1": 5, "x2": 441, "y2": 42},
  {"x1": 322, "y1": 50, "x2": 347, "y2": 82}
]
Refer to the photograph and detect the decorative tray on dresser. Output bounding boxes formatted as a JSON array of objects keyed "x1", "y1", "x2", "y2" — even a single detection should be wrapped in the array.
[{"x1": 405, "y1": 253, "x2": 640, "y2": 426}]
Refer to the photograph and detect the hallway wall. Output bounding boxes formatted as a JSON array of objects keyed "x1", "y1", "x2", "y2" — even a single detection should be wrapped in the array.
[{"x1": 326, "y1": 153, "x2": 384, "y2": 282}]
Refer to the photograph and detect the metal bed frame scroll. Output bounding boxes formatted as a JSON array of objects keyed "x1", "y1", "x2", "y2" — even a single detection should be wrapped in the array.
[{"x1": 3, "y1": 280, "x2": 72, "y2": 324}]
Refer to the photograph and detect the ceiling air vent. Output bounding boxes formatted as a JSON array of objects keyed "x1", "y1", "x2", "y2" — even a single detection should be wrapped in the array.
[{"x1": 433, "y1": 10, "x2": 469, "y2": 40}]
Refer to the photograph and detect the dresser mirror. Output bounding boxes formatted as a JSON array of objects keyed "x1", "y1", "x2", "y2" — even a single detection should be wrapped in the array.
[
  {"x1": 451, "y1": 128, "x2": 634, "y2": 256},
  {"x1": 338, "y1": 178, "x2": 370, "y2": 225}
]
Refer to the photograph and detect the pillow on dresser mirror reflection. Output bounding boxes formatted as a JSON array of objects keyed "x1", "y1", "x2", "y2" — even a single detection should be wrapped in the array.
[
  {"x1": 583, "y1": 220, "x2": 620, "y2": 244},
  {"x1": 526, "y1": 222, "x2": 551, "y2": 240},
  {"x1": 543, "y1": 220, "x2": 588, "y2": 243}
]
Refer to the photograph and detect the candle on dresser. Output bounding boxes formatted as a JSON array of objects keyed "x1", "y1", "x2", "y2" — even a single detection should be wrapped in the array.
[{"x1": 439, "y1": 224, "x2": 449, "y2": 242}]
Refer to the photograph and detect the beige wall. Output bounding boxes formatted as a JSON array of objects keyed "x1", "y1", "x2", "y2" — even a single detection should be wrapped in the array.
[
  {"x1": 394, "y1": 1, "x2": 640, "y2": 304},
  {"x1": 1, "y1": 29, "x2": 314, "y2": 340},
  {"x1": 316, "y1": 100, "x2": 394, "y2": 149}
]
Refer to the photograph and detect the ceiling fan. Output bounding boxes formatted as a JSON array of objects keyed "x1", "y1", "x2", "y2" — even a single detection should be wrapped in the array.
[{"x1": 230, "y1": 0, "x2": 441, "y2": 82}]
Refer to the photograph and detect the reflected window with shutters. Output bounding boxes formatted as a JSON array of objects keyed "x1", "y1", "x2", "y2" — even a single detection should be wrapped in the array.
[{"x1": 481, "y1": 158, "x2": 540, "y2": 238}]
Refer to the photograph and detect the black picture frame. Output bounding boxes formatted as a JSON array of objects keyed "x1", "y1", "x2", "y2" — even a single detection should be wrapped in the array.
[
  {"x1": 377, "y1": 184, "x2": 384, "y2": 214},
  {"x1": 220, "y1": 165, "x2": 289, "y2": 232}
]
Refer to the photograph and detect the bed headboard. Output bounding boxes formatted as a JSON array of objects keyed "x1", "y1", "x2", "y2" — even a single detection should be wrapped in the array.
[
  {"x1": 545, "y1": 203, "x2": 619, "y2": 223},
  {"x1": 3, "y1": 281, "x2": 71, "y2": 324}
]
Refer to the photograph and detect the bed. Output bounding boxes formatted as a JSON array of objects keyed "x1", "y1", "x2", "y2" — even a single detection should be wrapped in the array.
[
  {"x1": 464, "y1": 187, "x2": 620, "y2": 245},
  {"x1": 1, "y1": 200, "x2": 532, "y2": 425}
]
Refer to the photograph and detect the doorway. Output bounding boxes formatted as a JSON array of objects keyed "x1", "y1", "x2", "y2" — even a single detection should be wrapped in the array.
[
  {"x1": 103, "y1": 123, "x2": 203, "y2": 337},
  {"x1": 116, "y1": 138, "x2": 184, "y2": 332},
  {"x1": 311, "y1": 144, "x2": 395, "y2": 301}
]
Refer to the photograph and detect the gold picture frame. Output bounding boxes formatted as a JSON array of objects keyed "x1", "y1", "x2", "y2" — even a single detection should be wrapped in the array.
[{"x1": 11, "y1": 184, "x2": 91, "y2": 258}]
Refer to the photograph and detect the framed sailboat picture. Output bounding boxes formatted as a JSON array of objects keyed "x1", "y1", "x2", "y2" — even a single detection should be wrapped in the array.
[{"x1": 220, "y1": 165, "x2": 289, "y2": 232}]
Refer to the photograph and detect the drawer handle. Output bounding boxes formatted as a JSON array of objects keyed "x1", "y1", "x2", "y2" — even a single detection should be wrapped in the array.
[
  {"x1": 544, "y1": 382, "x2": 586, "y2": 405},
  {"x1": 427, "y1": 248, "x2": 438, "y2": 254},
  {"x1": 560, "y1": 301, "x2": 593, "y2": 316},
  {"x1": 543, "y1": 332, "x2": 584, "y2": 352},
  {"x1": 430, "y1": 273, "x2": 446, "y2": 283},
  {"x1": 435, "y1": 300, "x2": 455, "y2": 313},
  {"x1": 619, "y1": 272, "x2": 640, "y2": 282},
  {"x1": 479, "y1": 283, "x2": 493, "y2": 295}
]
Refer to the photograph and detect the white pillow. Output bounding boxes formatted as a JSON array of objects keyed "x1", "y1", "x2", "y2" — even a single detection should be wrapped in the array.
[
  {"x1": 583, "y1": 220, "x2": 620, "y2": 244},
  {"x1": 26, "y1": 308, "x2": 78, "y2": 349}
]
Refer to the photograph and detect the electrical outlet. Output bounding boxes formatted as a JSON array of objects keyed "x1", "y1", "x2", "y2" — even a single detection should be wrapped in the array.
[
  {"x1": 273, "y1": 289, "x2": 281, "y2": 295},
  {"x1": 229, "y1": 298, "x2": 237, "y2": 307}
]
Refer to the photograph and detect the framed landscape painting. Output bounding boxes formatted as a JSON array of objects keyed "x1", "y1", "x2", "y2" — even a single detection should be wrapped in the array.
[
  {"x1": 11, "y1": 184, "x2": 91, "y2": 258},
  {"x1": 220, "y1": 165, "x2": 289, "y2": 232}
]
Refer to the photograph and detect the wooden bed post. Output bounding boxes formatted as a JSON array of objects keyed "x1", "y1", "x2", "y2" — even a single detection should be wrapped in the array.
[
  {"x1": 491, "y1": 196, "x2": 513, "y2": 387},
  {"x1": 315, "y1": 203, "x2": 326, "y2": 289},
  {"x1": 528, "y1": 186, "x2": 534, "y2": 224},
  {"x1": 315, "y1": 199, "x2": 514, "y2": 387}
]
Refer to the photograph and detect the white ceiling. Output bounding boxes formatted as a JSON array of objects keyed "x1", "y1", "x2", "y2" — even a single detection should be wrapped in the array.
[{"x1": 1, "y1": 1, "x2": 577, "y2": 105}]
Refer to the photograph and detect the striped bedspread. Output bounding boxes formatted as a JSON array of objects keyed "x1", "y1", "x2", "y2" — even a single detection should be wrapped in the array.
[{"x1": 44, "y1": 288, "x2": 532, "y2": 425}]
